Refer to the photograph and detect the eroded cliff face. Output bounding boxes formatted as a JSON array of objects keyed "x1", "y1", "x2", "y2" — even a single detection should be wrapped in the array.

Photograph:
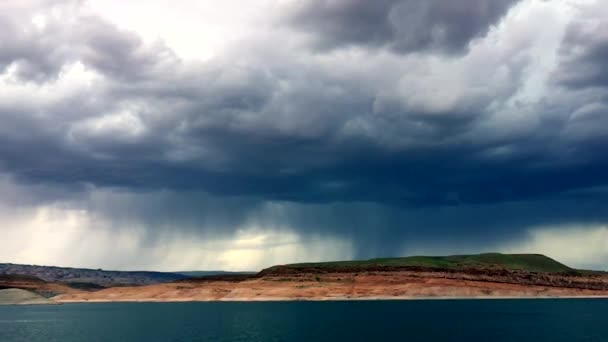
[
  {"x1": 54, "y1": 269, "x2": 608, "y2": 302},
  {"x1": 0, "y1": 288, "x2": 55, "y2": 305},
  {"x1": 0, "y1": 274, "x2": 84, "y2": 297},
  {"x1": 259, "y1": 266, "x2": 608, "y2": 291}
]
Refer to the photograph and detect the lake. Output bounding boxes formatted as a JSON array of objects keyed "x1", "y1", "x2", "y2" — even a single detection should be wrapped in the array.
[{"x1": 1, "y1": 299, "x2": 607, "y2": 341}]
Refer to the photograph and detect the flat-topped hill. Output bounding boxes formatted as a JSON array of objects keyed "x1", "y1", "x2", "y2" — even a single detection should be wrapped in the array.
[{"x1": 261, "y1": 253, "x2": 576, "y2": 275}]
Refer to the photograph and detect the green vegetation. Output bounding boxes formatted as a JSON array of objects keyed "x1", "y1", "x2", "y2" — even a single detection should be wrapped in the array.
[{"x1": 286, "y1": 253, "x2": 574, "y2": 273}]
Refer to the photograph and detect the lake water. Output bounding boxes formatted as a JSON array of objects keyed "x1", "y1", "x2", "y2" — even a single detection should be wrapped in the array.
[{"x1": 1, "y1": 299, "x2": 607, "y2": 341}]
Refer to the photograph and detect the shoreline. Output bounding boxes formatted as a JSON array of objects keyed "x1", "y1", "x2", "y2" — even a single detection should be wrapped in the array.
[
  {"x1": 5, "y1": 295, "x2": 608, "y2": 306},
  {"x1": 54, "y1": 295, "x2": 608, "y2": 304}
]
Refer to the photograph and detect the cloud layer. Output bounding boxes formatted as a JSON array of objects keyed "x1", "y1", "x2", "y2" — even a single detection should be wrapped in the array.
[
  {"x1": 283, "y1": 0, "x2": 519, "y2": 54},
  {"x1": 1, "y1": 0, "x2": 608, "y2": 270}
]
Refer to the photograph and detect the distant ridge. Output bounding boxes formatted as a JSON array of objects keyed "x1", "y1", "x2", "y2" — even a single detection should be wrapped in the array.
[
  {"x1": 0, "y1": 263, "x2": 257, "y2": 287},
  {"x1": 0, "y1": 263, "x2": 187, "y2": 287},
  {"x1": 265, "y1": 253, "x2": 577, "y2": 274},
  {"x1": 175, "y1": 271, "x2": 256, "y2": 278}
]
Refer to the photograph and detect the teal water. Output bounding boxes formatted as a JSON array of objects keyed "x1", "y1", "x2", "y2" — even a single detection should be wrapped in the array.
[{"x1": 1, "y1": 299, "x2": 607, "y2": 341}]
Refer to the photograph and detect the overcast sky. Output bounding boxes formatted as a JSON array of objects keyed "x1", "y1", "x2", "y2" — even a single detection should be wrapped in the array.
[{"x1": 1, "y1": 0, "x2": 608, "y2": 271}]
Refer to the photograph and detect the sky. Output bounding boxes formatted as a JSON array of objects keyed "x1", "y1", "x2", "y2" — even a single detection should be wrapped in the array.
[{"x1": 1, "y1": 0, "x2": 608, "y2": 271}]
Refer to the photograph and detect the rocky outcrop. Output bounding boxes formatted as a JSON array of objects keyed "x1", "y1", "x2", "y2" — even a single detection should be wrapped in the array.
[
  {"x1": 0, "y1": 274, "x2": 84, "y2": 297},
  {"x1": 0, "y1": 288, "x2": 55, "y2": 305},
  {"x1": 259, "y1": 266, "x2": 608, "y2": 291}
]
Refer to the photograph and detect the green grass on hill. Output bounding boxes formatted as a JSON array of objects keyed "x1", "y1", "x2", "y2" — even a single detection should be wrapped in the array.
[{"x1": 286, "y1": 253, "x2": 574, "y2": 273}]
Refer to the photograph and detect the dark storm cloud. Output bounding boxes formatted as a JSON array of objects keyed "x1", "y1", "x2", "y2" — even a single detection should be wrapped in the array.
[
  {"x1": 59, "y1": 184, "x2": 608, "y2": 261},
  {"x1": 2, "y1": 0, "x2": 608, "y2": 262},
  {"x1": 269, "y1": 193, "x2": 608, "y2": 259},
  {"x1": 283, "y1": 0, "x2": 520, "y2": 54},
  {"x1": 549, "y1": 1, "x2": 608, "y2": 155},
  {"x1": 554, "y1": 3, "x2": 608, "y2": 89},
  {"x1": 1, "y1": 0, "x2": 608, "y2": 209}
]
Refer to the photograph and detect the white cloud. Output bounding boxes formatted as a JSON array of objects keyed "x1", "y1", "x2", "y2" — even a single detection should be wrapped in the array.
[{"x1": 84, "y1": 0, "x2": 280, "y2": 61}]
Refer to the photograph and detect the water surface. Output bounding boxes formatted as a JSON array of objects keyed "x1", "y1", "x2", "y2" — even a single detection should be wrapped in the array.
[{"x1": 1, "y1": 299, "x2": 607, "y2": 341}]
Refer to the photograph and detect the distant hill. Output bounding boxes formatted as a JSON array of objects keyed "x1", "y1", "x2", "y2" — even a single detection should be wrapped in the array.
[
  {"x1": 175, "y1": 271, "x2": 256, "y2": 278},
  {"x1": 0, "y1": 263, "x2": 259, "y2": 287},
  {"x1": 0, "y1": 263, "x2": 188, "y2": 287},
  {"x1": 264, "y1": 253, "x2": 576, "y2": 274}
]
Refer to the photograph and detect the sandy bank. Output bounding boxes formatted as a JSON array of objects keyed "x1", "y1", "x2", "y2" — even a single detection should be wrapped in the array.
[{"x1": 54, "y1": 271, "x2": 608, "y2": 303}]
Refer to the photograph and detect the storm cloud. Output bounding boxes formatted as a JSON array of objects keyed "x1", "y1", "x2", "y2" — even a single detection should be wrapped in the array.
[
  {"x1": 283, "y1": 0, "x2": 521, "y2": 54},
  {"x1": 1, "y1": 0, "x2": 608, "y2": 270}
]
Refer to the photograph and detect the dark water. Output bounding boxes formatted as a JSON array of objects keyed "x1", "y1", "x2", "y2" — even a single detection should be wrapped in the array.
[{"x1": 1, "y1": 299, "x2": 607, "y2": 342}]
